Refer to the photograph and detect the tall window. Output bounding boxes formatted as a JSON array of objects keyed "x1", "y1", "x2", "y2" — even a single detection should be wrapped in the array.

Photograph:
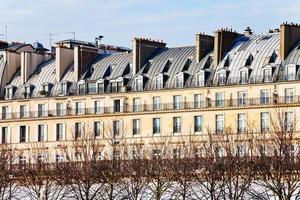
[
  {"x1": 20, "y1": 125, "x2": 26, "y2": 143},
  {"x1": 133, "y1": 98, "x2": 141, "y2": 112},
  {"x1": 97, "y1": 82, "x2": 104, "y2": 93},
  {"x1": 286, "y1": 65, "x2": 295, "y2": 80},
  {"x1": 20, "y1": 105, "x2": 26, "y2": 118},
  {"x1": 194, "y1": 116, "x2": 203, "y2": 133},
  {"x1": 75, "y1": 102, "x2": 83, "y2": 114},
  {"x1": 238, "y1": 113, "x2": 246, "y2": 133},
  {"x1": 218, "y1": 73, "x2": 226, "y2": 85},
  {"x1": 94, "y1": 101, "x2": 102, "y2": 114},
  {"x1": 196, "y1": 73, "x2": 205, "y2": 87},
  {"x1": 175, "y1": 75, "x2": 183, "y2": 88},
  {"x1": 155, "y1": 76, "x2": 163, "y2": 90},
  {"x1": 260, "y1": 90, "x2": 270, "y2": 104},
  {"x1": 56, "y1": 103, "x2": 64, "y2": 116},
  {"x1": 38, "y1": 124, "x2": 45, "y2": 142},
  {"x1": 1, "y1": 127, "x2": 8, "y2": 144},
  {"x1": 263, "y1": 69, "x2": 272, "y2": 82},
  {"x1": 194, "y1": 94, "x2": 203, "y2": 108},
  {"x1": 238, "y1": 91, "x2": 247, "y2": 106},
  {"x1": 285, "y1": 88, "x2": 294, "y2": 103},
  {"x1": 94, "y1": 121, "x2": 101, "y2": 138},
  {"x1": 173, "y1": 95, "x2": 182, "y2": 109},
  {"x1": 285, "y1": 111, "x2": 294, "y2": 131},
  {"x1": 133, "y1": 119, "x2": 140, "y2": 135},
  {"x1": 216, "y1": 114, "x2": 224, "y2": 134},
  {"x1": 240, "y1": 71, "x2": 248, "y2": 84},
  {"x1": 56, "y1": 154, "x2": 64, "y2": 163},
  {"x1": 173, "y1": 117, "x2": 181, "y2": 133},
  {"x1": 113, "y1": 99, "x2": 121, "y2": 112},
  {"x1": 56, "y1": 123, "x2": 64, "y2": 141},
  {"x1": 38, "y1": 104, "x2": 46, "y2": 117},
  {"x1": 59, "y1": 82, "x2": 67, "y2": 95},
  {"x1": 261, "y1": 112, "x2": 270, "y2": 132},
  {"x1": 2, "y1": 106, "x2": 8, "y2": 119},
  {"x1": 113, "y1": 120, "x2": 120, "y2": 137},
  {"x1": 5, "y1": 87, "x2": 14, "y2": 100},
  {"x1": 135, "y1": 78, "x2": 143, "y2": 91},
  {"x1": 75, "y1": 122, "x2": 82, "y2": 139},
  {"x1": 153, "y1": 118, "x2": 161, "y2": 134},
  {"x1": 216, "y1": 92, "x2": 224, "y2": 107},
  {"x1": 24, "y1": 85, "x2": 31, "y2": 98},
  {"x1": 153, "y1": 96, "x2": 161, "y2": 110}
]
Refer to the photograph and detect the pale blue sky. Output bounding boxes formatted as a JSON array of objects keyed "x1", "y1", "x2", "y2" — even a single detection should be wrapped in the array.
[{"x1": 0, "y1": 0, "x2": 300, "y2": 48}]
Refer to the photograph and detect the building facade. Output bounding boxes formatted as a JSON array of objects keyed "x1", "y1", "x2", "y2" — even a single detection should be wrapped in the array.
[{"x1": 0, "y1": 23, "x2": 300, "y2": 163}]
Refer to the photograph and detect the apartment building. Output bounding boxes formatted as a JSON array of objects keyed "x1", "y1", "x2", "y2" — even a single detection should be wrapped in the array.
[{"x1": 0, "y1": 23, "x2": 300, "y2": 163}]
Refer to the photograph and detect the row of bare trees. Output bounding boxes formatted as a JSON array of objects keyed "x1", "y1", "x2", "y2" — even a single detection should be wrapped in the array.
[{"x1": 0, "y1": 109, "x2": 300, "y2": 199}]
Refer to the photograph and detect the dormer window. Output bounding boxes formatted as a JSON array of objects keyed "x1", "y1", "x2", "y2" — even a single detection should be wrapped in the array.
[
  {"x1": 23, "y1": 85, "x2": 32, "y2": 99},
  {"x1": 96, "y1": 80, "x2": 105, "y2": 93},
  {"x1": 240, "y1": 71, "x2": 248, "y2": 84},
  {"x1": 182, "y1": 58, "x2": 192, "y2": 71},
  {"x1": 196, "y1": 71, "x2": 205, "y2": 87},
  {"x1": 155, "y1": 75, "x2": 163, "y2": 90},
  {"x1": 59, "y1": 82, "x2": 68, "y2": 96},
  {"x1": 78, "y1": 81, "x2": 86, "y2": 95},
  {"x1": 218, "y1": 72, "x2": 227, "y2": 85},
  {"x1": 163, "y1": 60, "x2": 172, "y2": 73},
  {"x1": 286, "y1": 64, "x2": 296, "y2": 81},
  {"x1": 134, "y1": 78, "x2": 143, "y2": 91},
  {"x1": 5, "y1": 86, "x2": 15, "y2": 100},
  {"x1": 263, "y1": 68, "x2": 272, "y2": 82},
  {"x1": 175, "y1": 74, "x2": 184, "y2": 88},
  {"x1": 40, "y1": 83, "x2": 51, "y2": 96},
  {"x1": 245, "y1": 54, "x2": 254, "y2": 66}
]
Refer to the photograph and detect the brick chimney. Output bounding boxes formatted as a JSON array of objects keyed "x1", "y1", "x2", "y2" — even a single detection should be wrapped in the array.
[
  {"x1": 132, "y1": 38, "x2": 166, "y2": 74},
  {"x1": 195, "y1": 33, "x2": 214, "y2": 63},
  {"x1": 280, "y1": 22, "x2": 300, "y2": 60},
  {"x1": 56, "y1": 46, "x2": 74, "y2": 82},
  {"x1": 213, "y1": 28, "x2": 241, "y2": 66}
]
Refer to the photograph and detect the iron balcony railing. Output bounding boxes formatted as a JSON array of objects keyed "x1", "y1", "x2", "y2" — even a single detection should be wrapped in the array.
[{"x1": 1, "y1": 95, "x2": 300, "y2": 120}]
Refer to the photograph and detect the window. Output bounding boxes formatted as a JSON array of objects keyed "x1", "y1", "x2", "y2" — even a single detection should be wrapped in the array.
[
  {"x1": 97, "y1": 82, "x2": 104, "y2": 93},
  {"x1": 173, "y1": 95, "x2": 182, "y2": 109},
  {"x1": 38, "y1": 104, "x2": 46, "y2": 117},
  {"x1": 155, "y1": 76, "x2": 163, "y2": 90},
  {"x1": 196, "y1": 73, "x2": 205, "y2": 87},
  {"x1": 56, "y1": 123, "x2": 64, "y2": 141},
  {"x1": 153, "y1": 118, "x2": 160, "y2": 134},
  {"x1": 2, "y1": 106, "x2": 8, "y2": 119},
  {"x1": 56, "y1": 103, "x2": 64, "y2": 116},
  {"x1": 75, "y1": 102, "x2": 83, "y2": 114},
  {"x1": 194, "y1": 94, "x2": 203, "y2": 108},
  {"x1": 285, "y1": 88, "x2": 294, "y2": 103},
  {"x1": 37, "y1": 124, "x2": 45, "y2": 142},
  {"x1": 215, "y1": 92, "x2": 224, "y2": 107},
  {"x1": 5, "y1": 87, "x2": 14, "y2": 99},
  {"x1": 286, "y1": 65, "x2": 296, "y2": 80},
  {"x1": 1, "y1": 127, "x2": 8, "y2": 144},
  {"x1": 37, "y1": 154, "x2": 47, "y2": 163},
  {"x1": 113, "y1": 99, "x2": 121, "y2": 112},
  {"x1": 153, "y1": 96, "x2": 161, "y2": 110},
  {"x1": 135, "y1": 78, "x2": 143, "y2": 91},
  {"x1": 23, "y1": 85, "x2": 31, "y2": 98},
  {"x1": 152, "y1": 149, "x2": 161, "y2": 159},
  {"x1": 133, "y1": 119, "x2": 140, "y2": 135},
  {"x1": 41, "y1": 83, "x2": 50, "y2": 96},
  {"x1": 240, "y1": 71, "x2": 248, "y2": 84},
  {"x1": 94, "y1": 101, "x2": 102, "y2": 114},
  {"x1": 116, "y1": 81, "x2": 122, "y2": 92},
  {"x1": 75, "y1": 122, "x2": 82, "y2": 139},
  {"x1": 285, "y1": 111, "x2": 294, "y2": 131},
  {"x1": 238, "y1": 91, "x2": 247, "y2": 106},
  {"x1": 20, "y1": 125, "x2": 26, "y2": 143},
  {"x1": 19, "y1": 155, "x2": 26, "y2": 165},
  {"x1": 218, "y1": 72, "x2": 226, "y2": 85},
  {"x1": 94, "y1": 121, "x2": 101, "y2": 137},
  {"x1": 261, "y1": 112, "x2": 270, "y2": 132},
  {"x1": 216, "y1": 114, "x2": 224, "y2": 134},
  {"x1": 133, "y1": 98, "x2": 141, "y2": 112},
  {"x1": 113, "y1": 120, "x2": 120, "y2": 137},
  {"x1": 194, "y1": 116, "x2": 203, "y2": 133},
  {"x1": 173, "y1": 117, "x2": 181, "y2": 133},
  {"x1": 175, "y1": 75, "x2": 183, "y2": 88},
  {"x1": 20, "y1": 105, "x2": 26, "y2": 118},
  {"x1": 55, "y1": 154, "x2": 64, "y2": 163},
  {"x1": 260, "y1": 90, "x2": 270, "y2": 104},
  {"x1": 238, "y1": 113, "x2": 246, "y2": 133},
  {"x1": 173, "y1": 148, "x2": 181, "y2": 159},
  {"x1": 263, "y1": 69, "x2": 272, "y2": 82},
  {"x1": 59, "y1": 82, "x2": 67, "y2": 95}
]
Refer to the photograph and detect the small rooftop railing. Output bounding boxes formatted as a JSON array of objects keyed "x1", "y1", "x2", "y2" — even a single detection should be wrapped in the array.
[{"x1": 1, "y1": 95, "x2": 299, "y2": 120}]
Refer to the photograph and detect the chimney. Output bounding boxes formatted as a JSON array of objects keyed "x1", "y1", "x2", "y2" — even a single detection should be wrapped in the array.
[
  {"x1": 214, "y1": 28, "x2": 241, "y2": 66},
  {"x1": 132, "y1": 38, "x2": 166, "y2": 74},
  {"x1": 20, "y1": 52, "x2": 50, "y2": 83},
  {"x1": 244, "y1": 27, "x2": 253, "y2": 36},
  {"x1": 195, "y1": 33, "x2": 214, "y2": 63},
  {"x1": 56, "y1": 46, "x2": 74, "y2": 82},
  {"x1": 74, "y1": 45, "x2": 98, "y2": 81},
  {"x1": 280, "y1": 22, "x2": 300, "y2": 60}
]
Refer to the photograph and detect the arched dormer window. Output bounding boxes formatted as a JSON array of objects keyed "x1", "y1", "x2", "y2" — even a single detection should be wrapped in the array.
[
  {"x1": 96, "y1": 79, "x2": 105, "y2": 93},
  {"x1": 59, "y1": 81, "x2": 69, "y2": 96},
  {"x1": 155, "y1": 75, "x2": 163, "y2": 90},
  {"x1": 5, "y1": 85, "x2": 15, "y2": 100},
  {"x1": 23, "y1": 84, "x2": 33, "y2": 99},
  {"x1": 240, "y1": 70, "x2": 248, "y2": 84},
  {"x1": 134, "y1": 76, "x2": 143, "y2": 91},
  {"x1": 217, "y1": 70, "x2": 227, "y2": 86},
  {"x1": 196, "y1": 71, "x2": 205, "y2": 87},
  {"x1": 286, "y1": 64, "x2": 296, "y2": 81},
  {"x1": 78, "y1": 80, "x2": 86, "y2": 95},
  {"x1": 40, "y1": 82, "x2": 52, "y2": 96},
  {"x1": 262, "y1": 67, "x2": 272, "y2": 82},
  {"x1": 175, "y1": 73, "x2": 184, "y2": 88}
]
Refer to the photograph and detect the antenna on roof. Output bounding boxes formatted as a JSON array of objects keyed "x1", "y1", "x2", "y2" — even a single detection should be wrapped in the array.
[
  {"x1": 48, "y1": 33, "x2": 58, "y2": 48},
  {"x1": 66, "y1": 32, "x2": 76, "y2": 40}
]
